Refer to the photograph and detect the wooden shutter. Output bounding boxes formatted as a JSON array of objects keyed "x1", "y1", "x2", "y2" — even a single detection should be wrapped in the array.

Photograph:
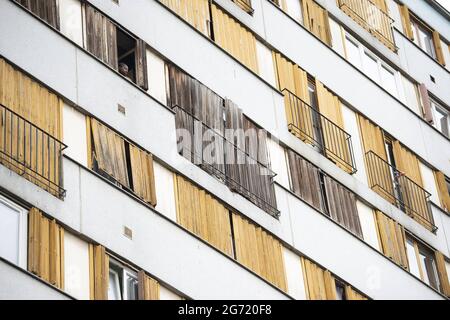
[
  {"x1": 392, "y1": 141, "x2": 423, "y2": 186},
  {"x1": 272, "y1": 52, "x2": 314, "y2": 144},
  {"x1": 85, "y1": 4, "x2": 118, "y2": 69},
  {"x1": 138, "y1": 270, "x2": 160, "y2": 300},
  {"x1": 211, "y1": 4, "x2": 259, "y2": 73},
  {"x1": 160, "y1": 0, "x2": 211, "y2": 37},
  {"x1": 301, "y1": 258, "x2": 337, "y2": 300},
  {"x1": 287, "y1": 149, "x2": 324, "y2": 211},
  {"x1": 301, "y1": 0, "x2": 332, "y2": 45},
  {"x1": 232, "y1": 213, "x2": 287, "y2": 291},
  {"x1": 323, "y1": 175, "x2": 363, "y2": 238},
  {"x1": 173, "y1": 174, "x2": 233, "y2": 256},
  {"x1": 392, "y1": 141, "x2": 431, "y2": 228},
  {"x1": 232, "y1": 0, "x2": 253, "y2": 13},
  {"x1": 0, "y1": 58, "x2": 63, "y2": 197},
  {"x1": 375, "y1": 211, "x2": 408, "y2": 269},
  {"x1": 372, "y1": 0, "x2": 388, "y2": 13},
  {"x1": 16, "y1": 0, "x2": 60, "y2": 30},
  {"x1": 167, "y1": 65, "x2": 225, "y2": 177},
  {"x1": 135, "y1": 39, "x2": 149, "y2": 90},
  {"x1": 418, "y1": 84, "x2": 434, "y2": 124},
  {"x1": 399, "y1": 4, "x2": 414, "y2": 40},
  {"x1": 432, "y1": 31, "x2": 446, "y2": 66},
  {"x1": 435, "y1": 252, "x2": 450, "y2": 297},
  {"x1": 89, "y1": 244, "x2": 109, "y2": 300},
  {"x1": 28, "y1": 208, "x2": 64, "y2": 289},
  {"x1": 316, "y1": 80, "x2": 352, "y2": 173},
  {"x1": 357, "y1": 114, "x2": 395, "y2": 203},
  {"x1": 345, "y1": 285, "x2": 368, "y2": 300},
  {"x1": 89, "y1": 118, "x2": 130, "y2": 188},
  {"x1": 129, "y1": 144, "x2": 157, "y2": 206},
  {"x1": 434, "y1": 171, "x2": 450, "y2": 211}
]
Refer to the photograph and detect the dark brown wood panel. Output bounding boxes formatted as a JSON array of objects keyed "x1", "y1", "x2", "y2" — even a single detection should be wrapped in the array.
[
  {"x1": 16, "y1": 0, "x2": 60, "y2": 30},
  {"x1": 287, "y1": 149, "x2": 323, "y2": 211},
  {"x1": 323, "y1": 175, "x2": 363, "y2": 238}
]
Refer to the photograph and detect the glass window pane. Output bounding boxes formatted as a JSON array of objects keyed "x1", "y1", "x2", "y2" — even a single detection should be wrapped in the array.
[
  {"x1": 363, "y1": 52, "x2": 380, "y2": 82},
  {"x1": 335, "y1": 283, "x2": 346, "y2": 300},
  {"x1": 0, "y1": 201, "x2": 20, "y2": 265},
  {"x1": 418, "y1": 26, "x2": 436, "y2": 58},
  {"x1": 125, "y1": 273, "x2": 139, "y2": 300},
  {"x1": 406, "y1": 239, "x2": 420, "y2": 278},
  {"x1": 380, "y1": 66, "x2": 398, "y2": 97},
  {"x1": 345, "y1": 37, "x2": 361, "y2": 68},
  {"x1": 108, "y1": 269, "x2": 122, "y2": 300},
  {"x1": 418, "y1": 248, "x2": 440, "y2": 290}
]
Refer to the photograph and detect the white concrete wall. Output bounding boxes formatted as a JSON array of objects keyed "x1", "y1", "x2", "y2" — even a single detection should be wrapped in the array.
[
  {"x1": 63, "y1": 103, "x2": 88, "y2": 166},
  {"x1": 64, "y1": 232, "x2": 90, "y2": 300}
]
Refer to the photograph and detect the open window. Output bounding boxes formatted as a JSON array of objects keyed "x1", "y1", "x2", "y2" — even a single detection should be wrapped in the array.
[
  {"x1": 84, "y1": 4, "x2": 148, "y2": 89},
  {"x1": 108, "y1": 258, "x2": 139, "y2": 300}
]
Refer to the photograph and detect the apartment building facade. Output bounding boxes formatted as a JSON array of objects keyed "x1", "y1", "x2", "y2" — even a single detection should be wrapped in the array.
[{"x1": 0, "y1": 0, "x2": 449, "y2": 300}]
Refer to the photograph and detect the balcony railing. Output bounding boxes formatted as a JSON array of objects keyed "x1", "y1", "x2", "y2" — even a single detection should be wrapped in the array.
[
  {"x1": 0, "y1": 103, "x2": 67, "y2": 198},
  {"x1": 365, "y1": 151, "x2": 435, "y2": 231},
  {"x1": 338, "y1": 0, "x2": 396, "y2": 51},
  {"x1": 282, "y1": 89, "x2": 357, "y2": 174},
  {"x1": 173, "y1": 106, "x2": 279, "y2": 217}
]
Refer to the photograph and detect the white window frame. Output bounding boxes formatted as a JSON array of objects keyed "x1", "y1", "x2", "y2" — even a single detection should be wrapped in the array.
[
  {"x1": 430, "y1": 97, "x2": 450, "y2": 137},
  {"x1": 0, "y1": 195, "x2": 27, "y2": 269},
  {"x1": 108, "y1": 258, "x2": 138, "y2": 300},
  {"x1": 344, "y1": 33, "x2": 403, "y2": 99}
]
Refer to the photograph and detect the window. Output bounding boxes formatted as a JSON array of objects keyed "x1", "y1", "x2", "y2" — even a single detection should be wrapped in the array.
[
  {"x1": 87, "y1": 118, "x2": 157, "y2": 206},
  {"x1": 15, "y1": 0, "x2": 60, "y2": 29},
  {"x1": 406, "y1": 236, "x2": 440, "y2": 290},
  {"x1": 335, "y1": 281, "x2": 347, "y2": 300},
  {"x1": 0, "y1": 197, "x2": 27, "y2": 268},
  {"x1": 430, "y1": 98, "x2": 450, "y2": 137},
  {"x1": 344, "y1": 34, "x2": 402, "y2": 98},
  {"x1": 108, "y1": 259, "x2": 139, "y2": 300},
  {"x1": 84, "y1": 4, "x2": 148, "y2": 89},
  {"x1": 411, "y1": 17, "x2": 436, "y2": 59},
  {"x1": 345, "y1": 36, "x2": 362, "y2": 68},
  {"x1": 363, "y1": 51, "x2": 380, "y2": 82}
]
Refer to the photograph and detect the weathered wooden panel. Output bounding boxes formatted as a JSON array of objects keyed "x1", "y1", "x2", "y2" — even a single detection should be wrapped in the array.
[
  {"x1": 16, "y1": 0, "x2": 60, "y2": 30},
  {"x1": 323, "y1": 175, "x2": 363, "y2": 238},
  {"x1": 85, "y1": 4, "x2": 118, "y2": 69},
  {"x1": 287, "y1": 149, "x2": 324, "y2": 211}
]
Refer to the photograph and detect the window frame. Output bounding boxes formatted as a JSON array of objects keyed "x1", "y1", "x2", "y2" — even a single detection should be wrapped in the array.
[
  {"x1": 429, "y1": 96, "x2": 450, "y2": 138},
  {"x1": 344, "y1": 32, "x2": 403, "y2": 98},
  {"x1": 108, "y1": 257, "x2": 139, "y2": 300},
  {"x1": 409, "y1": 14, "x2": 437, "y2": 59},
  {"x1": 405, "y1": 234, "x2": 441, "y2": 291},
  {"x1": 0, "y1": 195, "x2": 27, "y2": 269}
]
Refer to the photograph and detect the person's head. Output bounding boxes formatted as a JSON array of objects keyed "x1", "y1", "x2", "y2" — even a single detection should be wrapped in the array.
[{"x1": 119, "y1": 63, "x2": 129, "y2": 76}]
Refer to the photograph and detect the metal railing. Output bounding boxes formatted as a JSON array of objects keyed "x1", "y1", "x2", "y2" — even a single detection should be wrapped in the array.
[
  {"x1": 173, "y1": 106, "x2": 279, "y2": 217},
  {"x1": 282, "y1": 89, "x2": 357, "y2": 174},
  {"x1": 338, "y1": 0, "x2": 396, "y2": 51},
  {"x1": 365, "y1": 151, "x2": 435, "y2": 231},
  {"x1": 0, "y1": 103, "x2": 67, "y2": 198}
]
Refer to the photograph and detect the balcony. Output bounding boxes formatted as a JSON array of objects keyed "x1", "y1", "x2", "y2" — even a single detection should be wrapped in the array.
[
  {"x1": 0, "y1": 103, "x2": 67, "y2": 198},
  {"x1": 282, "y1": 89, "x2": 357, "y2": 174},
  {"x1": 173, "y1": 106, "x2": 279, "y2": 217},
  {"x1": 365, "y1": 151, "x2": 435, "y2": 231},
  {"x1": 337, "y1": 0, "x2": 396, "y2": 51}
]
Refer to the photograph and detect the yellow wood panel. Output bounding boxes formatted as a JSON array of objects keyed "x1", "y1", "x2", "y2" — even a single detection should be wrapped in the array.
[
  {"x1": 173, "y1": 174, "x2": 233, "y2": 256},
  {"x1": 27, "y1": 208, "x2": 64, "y2": 289},
  {"x1": 435, "y1": 251, "x2": 450, "y2": 297},
  {"x1": 129, "y1": 144, "x2": 157, "y2": 206},
  {"x1": 399, "y1": 4, "x2": 414, "y2": 40},
  {"x1": 138, "y1": 270, "x2": 160, "y2": 300},
  {"x1": 232, "y1": 213, "x2": 287, "y2": 291},
  {"x1": 345, "y1": 285, "x2": 368, "y2": 300},
  {"x1": 434, "y1": 171, "x2": 450, "y2": 211},
  {"x1": 160, "y1": 0, "x2": 211, "y2": 37},
  {"x1": 301, "y1": 257, "x2": 337, "y2": 300},
  {"x1": 89, "y1": 244, "x2": 109, "y2": 300},
  {"x1": 211, "y1": 4, "x2": 259, "y2": 74}
]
